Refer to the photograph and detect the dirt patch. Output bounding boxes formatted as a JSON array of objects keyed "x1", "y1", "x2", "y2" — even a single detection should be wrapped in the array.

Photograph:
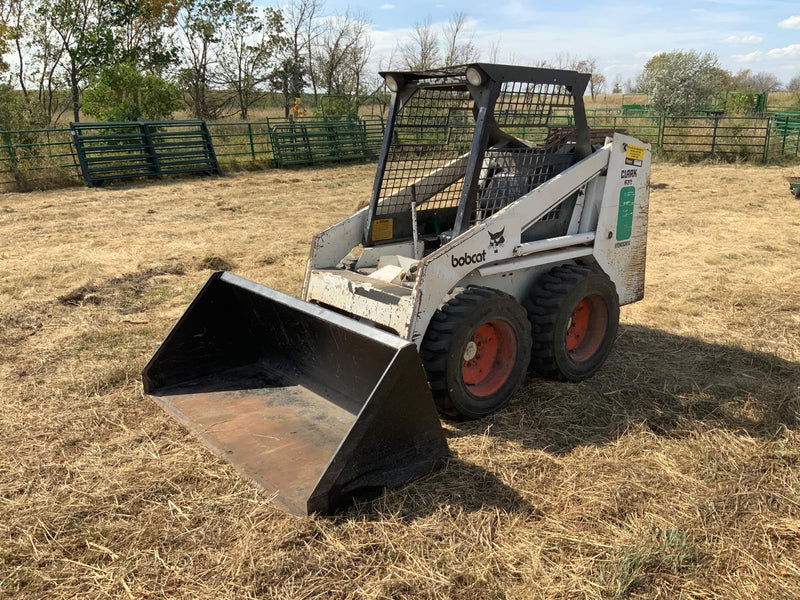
[
  {"x1": 57, "y1": 261, "x2": 187, "y2": 310},
  {"x1": 197, "y1": 255, "x2": 235, "y2": 271},
  {"x1": 0, "y1": 162, "x2": 798, "y2": 599}
]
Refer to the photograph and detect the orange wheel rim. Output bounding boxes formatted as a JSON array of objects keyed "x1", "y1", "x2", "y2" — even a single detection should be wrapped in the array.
[
  {"x1": 461, "y1": 320, "x2": 517, "y2": 397},
  {"x1": 566, "y1": 295, "x2": 608, "y2": 361}
]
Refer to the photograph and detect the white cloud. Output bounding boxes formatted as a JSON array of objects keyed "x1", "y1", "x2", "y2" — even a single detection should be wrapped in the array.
[
  {"x1": 723, "y1": 34, "x2": 763, "y2": 44},
  {"x1": 379, "y1": 3, "x2": 395, "y2": 9},
  {"x1": 767, "y1": 44, "x2": 800, "y2": 58},
  {"x1": 778, "y1": 15, "x2": 800, "y2": 29},
  {"x1": 732, "y1": 50, "x2": 761, "y2": 62}
]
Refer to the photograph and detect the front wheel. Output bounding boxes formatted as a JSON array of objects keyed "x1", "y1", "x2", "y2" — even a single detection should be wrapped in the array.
[
  {"x1": 420, "y1": 287, "x2": 532, "y2": 419},
  {"x1": 526, "y1": 264, "x2": 620, "y2": 381}
]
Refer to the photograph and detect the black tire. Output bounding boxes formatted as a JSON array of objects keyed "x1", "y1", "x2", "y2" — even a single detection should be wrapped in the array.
[
  {"x1": 526, "y1": 264, "x2": 619, "y2": 382},
  {"x1": 420, "y1": 287, "x2": 532, "y2": 419}
]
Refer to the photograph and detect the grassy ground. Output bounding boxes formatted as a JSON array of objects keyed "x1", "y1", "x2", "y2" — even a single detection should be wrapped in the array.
[{"x1": 1, "y1": 161, "x2": 799, "y2": 598}]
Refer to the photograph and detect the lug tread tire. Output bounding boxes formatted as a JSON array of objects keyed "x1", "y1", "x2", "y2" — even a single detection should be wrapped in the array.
[
  {"x1": 525, "y1": 264, "x2": 619, "y2": 382},
  {"x1": 420, "y1": 287, "x2": 531, "y2": 419}
]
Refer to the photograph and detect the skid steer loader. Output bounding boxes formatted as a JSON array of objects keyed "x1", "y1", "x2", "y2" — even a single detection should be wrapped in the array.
[{"x1": 143, "y1": 64, "x2": 651, "y2": 516}]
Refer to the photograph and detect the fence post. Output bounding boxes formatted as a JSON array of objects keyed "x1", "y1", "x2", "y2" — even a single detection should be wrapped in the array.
[
  {"x1": 140, "y1": 122, "x2": 160, "y2": 175},
  {"x1": 710, "y1": 115, "x2": 719, "y2": 157},
  {"x1": 265, "y1": 117, "x2": 276, "y2": 162},
  {"x1": 247, "y1": 122, "x2": 256, "y2": 161},
  {"x1": 763, "y1": 117, "x2": 772, "y2": 163},
  {"x1": 3, "y1": 130, "x2": 18, "y2": 167}
]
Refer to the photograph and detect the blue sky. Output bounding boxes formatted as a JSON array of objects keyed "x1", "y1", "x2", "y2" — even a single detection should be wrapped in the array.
[{"x1": 269, "y1": 0, "x2": 800, "y2": 86}]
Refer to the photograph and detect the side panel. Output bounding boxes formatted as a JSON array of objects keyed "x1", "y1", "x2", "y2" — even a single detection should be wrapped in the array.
[
  {"x1": 592, "y1": 134, "x2": 651, "y2": 305},
  {"x1": 409, "y1": 148, "x2": 612, "y2": 346},
  {"x1": 306, "y1": 269, "x2": 416, "y2": 337},
  {"x1": 303, "y1": 208, "x2": 367, "y2": 297}
]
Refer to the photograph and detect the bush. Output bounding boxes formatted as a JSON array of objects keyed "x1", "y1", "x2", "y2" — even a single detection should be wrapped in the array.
[
  {"x1": 0, "y1": 85, "x2": 48, "y2": 130},
  {"x1": 641, "y1": 51, "x2": 727, "y2": 116},
  {"x1": 83, "y1": 63, "x2": 182, "y2": 122}
]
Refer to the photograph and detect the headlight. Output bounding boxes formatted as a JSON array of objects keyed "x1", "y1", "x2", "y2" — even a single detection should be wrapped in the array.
[
  {"x1": 465, "y1": 66, "x2": 486, "y2": 87},
  {"x1": 384, "y1": 74, "x2": 403, "y2": 92}
]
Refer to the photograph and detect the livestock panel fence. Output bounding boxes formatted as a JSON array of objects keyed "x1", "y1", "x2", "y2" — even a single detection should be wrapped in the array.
[
  {"x1": 1, "y1": 112, "x2": 799, "y2": 191},
  {"x1": 71, "y1": 120, "x2": 221, "y2": 187}
]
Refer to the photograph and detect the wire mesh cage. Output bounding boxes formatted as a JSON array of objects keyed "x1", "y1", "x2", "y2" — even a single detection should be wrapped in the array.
[
  {"x1": 368, "y1": 66, "x2": 588, "y2": 246},
  {"x1": 375, "y1": 88, "x2": 474, "y2": 219}
]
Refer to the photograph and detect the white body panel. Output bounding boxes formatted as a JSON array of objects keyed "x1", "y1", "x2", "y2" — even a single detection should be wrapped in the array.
[
  {"x1": 591, "y1": 135, "x2": 651, "y2": 304},
  {"x1": 303, "y1": 133, "x2": 650, "y2": 347}
]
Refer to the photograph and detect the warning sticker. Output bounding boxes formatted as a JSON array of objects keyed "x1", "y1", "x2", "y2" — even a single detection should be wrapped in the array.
[
  {"x1": 625, "y1": 144, "x2": 645, "y2": 167},
  {"x1": 371, "y1": 218, "x2": 393, "y2": 242}
]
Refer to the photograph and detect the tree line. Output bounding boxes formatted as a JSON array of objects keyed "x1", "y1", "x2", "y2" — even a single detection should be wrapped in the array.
[
  {"x1": 0, "y1": 0, "x2": 491, "y2": 128},
  {"x1": 1, "y1": 0, "x2": 799, "y2": 130},
  {"x1": 0, "y1": 0, "x2": 381, "y2": 127},
  {"x1": 623, "y1": 51, "x2": 800, "y2": 116}
]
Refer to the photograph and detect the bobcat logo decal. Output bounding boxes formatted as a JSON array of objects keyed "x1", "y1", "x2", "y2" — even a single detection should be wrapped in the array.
[{"x1": 488, "y1": 228, "x2": 505, "y2": 253}]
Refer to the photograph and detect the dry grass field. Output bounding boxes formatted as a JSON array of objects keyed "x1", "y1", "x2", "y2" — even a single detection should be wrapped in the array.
[{"x1": 1, "y1": 161, "x2": 799, "y2": 599}]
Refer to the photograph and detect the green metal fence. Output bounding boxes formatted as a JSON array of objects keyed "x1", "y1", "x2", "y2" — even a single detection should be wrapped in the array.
[
  {"x1": 71, "y1": 120, "x2": 221, "y2": 187},
  {"x1": 1, "y1": 112, "x2": 798, "y2": 191},
  {"x1": 204, "y1": 116, "x2": 385, "y2": 166},
  {"x1": 0, "y1": 127, "x2": 75, "y2": 189},
  {"x1": 772, "y1": 113, "x2": 800, "y2": 159},
  {"x1": 659, "y1": 115, "x2": 773, "y2": 160},
  {"x1": 0, "y1": 115, "x2": 386, "y2": 190}
]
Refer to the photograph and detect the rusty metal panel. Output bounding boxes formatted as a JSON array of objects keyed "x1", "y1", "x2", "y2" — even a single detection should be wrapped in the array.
[
  {"x1": 305, "y1": 268, "x2": 416, "y2": 337},
  {"x1": 152, "y1": 384, "x2": 354, "y2": 515}
]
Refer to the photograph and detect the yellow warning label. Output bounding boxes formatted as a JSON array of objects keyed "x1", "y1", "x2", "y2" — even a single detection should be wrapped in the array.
[
  {"x1": 371, "y1": 218, "x2": 393, "y2": 242},
  {"x1": 625, "y1": 144, "x2": 645, "y2": 166}
]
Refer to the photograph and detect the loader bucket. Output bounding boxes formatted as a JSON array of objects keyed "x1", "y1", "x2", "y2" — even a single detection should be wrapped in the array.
[{"x1": 143, "y1": 271, "x2": 448, "y2": 516}]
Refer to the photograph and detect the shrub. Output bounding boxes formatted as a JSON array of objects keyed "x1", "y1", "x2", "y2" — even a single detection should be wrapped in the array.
[{"x1": 82, "y1": 63, "x2": 182, "y2": 122}]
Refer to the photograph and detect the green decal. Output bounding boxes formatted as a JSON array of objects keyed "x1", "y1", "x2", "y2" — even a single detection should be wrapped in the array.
[{"x1": 617, "y1": 186, "x2": 636, "y2": 241}]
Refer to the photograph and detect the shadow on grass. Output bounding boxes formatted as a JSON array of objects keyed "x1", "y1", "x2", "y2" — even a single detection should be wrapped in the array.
[
  {"x1": 350, "y1": 456, "x2": 539, "y2": 520},
  {"x1": 447, "y1": 323, "x2": 800, "y2": 455},
  {"x1": 356, "y1": 324, "x2": 798, "y2": 518}
]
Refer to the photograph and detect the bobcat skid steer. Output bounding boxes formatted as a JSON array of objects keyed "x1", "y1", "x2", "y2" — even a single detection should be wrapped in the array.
[{"x1": 143, "y1": 64, "x2": 651, "y2": 516}]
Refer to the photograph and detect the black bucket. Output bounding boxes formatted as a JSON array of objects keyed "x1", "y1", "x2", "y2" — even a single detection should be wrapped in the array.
[{"x1": 142, "y1": 272, "x2": 448, "y2": 516}]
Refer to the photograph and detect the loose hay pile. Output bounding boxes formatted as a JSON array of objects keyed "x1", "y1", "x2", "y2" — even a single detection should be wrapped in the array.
[{"x1": 1, "y1": 163, "x2": 798, "y2": 599}]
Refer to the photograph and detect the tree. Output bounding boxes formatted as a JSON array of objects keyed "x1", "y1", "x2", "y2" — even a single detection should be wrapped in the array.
[
  {"x1": 4, "y1": 0, "x2": 30, "y2": 94},
  {"x1": 22, "y1": 0, "x2": 71, "y2": 123},
  {"x1": 731, "y1": 69, "x2": 781, "y2": 93},
  {"x1": 787, "y1": 73, "x2": 800, "y2": 92},
  {"x1": 442, "y1": 12, "x2": 478, "y2": 65},
  {"x1": 0, "y1": 0, "x2": 13, "y2": 73},
  {"x1": 547, "y1": 54, "x2": 607, "y2": 99},
  {"x1": 399, "y1": 19, "x2": 439, "y2": 70},
  {"x1": 177, "y1": 0, "x2": 234, "y2": 120},
  {"x1": 640, "y1": 51, "x2": 728, "y2": 116},
  {"x1": 216, "y1": 2, "x2": 283, "y2": 119},
  {"x1": 312, "y1": 11, "x2": 372, "y2": 102},
  {"x1": 82, "y1": 62, "x2": 181, "y2": 120},
  {"x1": 0, "y1": 82, "x2": 47, "y2": 129},
  {"x1": 273, "y1": 0, "x2": 320, "y2": 117},
  {"x1": 487, "y1": 39, "x2": 501, "y2": 63},
  {"x1": 109, "y1": 0, "x2": 181, "y2": 74},
  {"x1": 39, "y1": 0, "x2": 116, "y2": 122}
]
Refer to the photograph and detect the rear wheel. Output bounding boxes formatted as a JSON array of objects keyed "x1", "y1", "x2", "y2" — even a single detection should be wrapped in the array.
[
  {"x1": 526, "y1": 264, "x2": 619, "y2": 381},
  {"x1": 421, "y1": 287, "x2": 531, "y2": 419}
]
